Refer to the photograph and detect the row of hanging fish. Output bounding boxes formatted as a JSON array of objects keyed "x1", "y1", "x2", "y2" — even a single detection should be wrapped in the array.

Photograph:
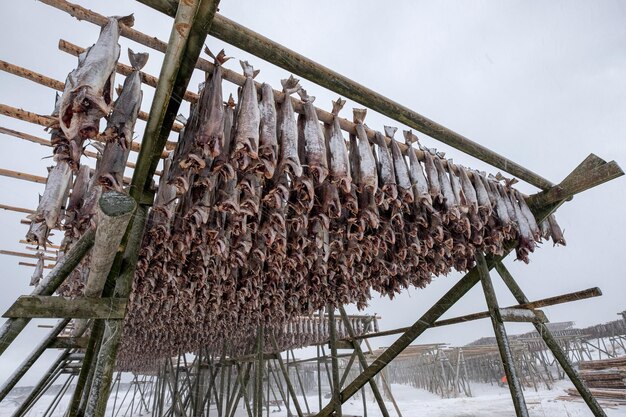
[
  {"x1": 23, "y1": 15, "x2": 148, "y2": 292},
  {"x1": 117, "y1": 50, "x2": 565, "y2": 370}
]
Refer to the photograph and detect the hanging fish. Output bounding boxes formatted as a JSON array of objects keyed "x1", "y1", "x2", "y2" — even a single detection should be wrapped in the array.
[
  {"x1": 233, "y1": 61, "x2": 260, "y2": 171},
  {"x1": 547, "y1": 213, "x2": 566, "y2": 246},
  {"x1": 297, "y1": 88, "x2": 328, "y2": 184},
  {"x1": 277, "y1": 76, "x2": 302, "y2": 178},
  {"x1": 64, "y1": 164, "x2": 91, "y2": 226},
  {"x1": 387, "y1": 126, "x2": 413, "y2": 203},
  {"x1": 326, "y1": 98, "x2": 351, "y2": 193},
  {"x1": 372, "y1": 130, "x2": 397, "y2": 202},
  {"x1": 403, "y1": 130, "x2": 432, "y2": 205},
  {"x1": 97, "y1": 48, "x2": 148, "y2": 191},
  {"x1": 59, "y1": 15, "x2": 134, "y2": 141},
  {"x1": 29, "y1": 252, "x2": 45, "y2": 286},
  {"x1": 353, "y1": 109, "x2": 377, "y2": 193},
  {"x1": 258, "y1": 83, "x2": 278, "y2": 179},
  {"x1": 196, "y1": 49, "x2": 230, "y2": 160}
]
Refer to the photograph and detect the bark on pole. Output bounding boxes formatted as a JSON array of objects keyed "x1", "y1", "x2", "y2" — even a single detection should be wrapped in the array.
[
  {"x1": 73, "y1": 191, "x2": 136, "y2": 333},
  {"x1": 495, "y1": 262, "x2": 608, "y2": 417},
  {"x1": 475, "y1": 252, "x2": 529, "y2": 417},
  {"x1": 0, "y1": 228, "x2": 95, "y2": 355},
  {"x1": 0, "y1": 318, "x2": 70, "y2": 401}
]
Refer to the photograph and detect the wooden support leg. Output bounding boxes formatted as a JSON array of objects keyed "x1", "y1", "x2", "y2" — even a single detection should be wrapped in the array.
[
  {"x1": 0, "y1": 318, "x2": 70, "y2": 401},
  {"x1": 328, "y1": 307, "x2": 342, "y2": 417},
  {"x1": 495, "y1": 262, "x2": 607, "y2": 417},
  {"x1": 10, "y1": 349, "x2": 69, "y2": 417},
  {"x1": 338, "y1": 307, "x2": 390, "y2": 417},
  {"x1": 475, "y1": 253, "x2": 529, "y2": 417},
  {"x1": 290, "y1": 350, "x2": 310, "y2": 415},
  {"x1": 0, "y1": 228, "x2": 95, "y2": 355},
  {"x1": 255, "y1": 326, "x2": 264, "y2": 417},
  {"x1": 69, "y1": 320, "x2": 104, "y2": 417},
  {"x1": 270, "y1": 336, "x2": 303, "y2": 417}
]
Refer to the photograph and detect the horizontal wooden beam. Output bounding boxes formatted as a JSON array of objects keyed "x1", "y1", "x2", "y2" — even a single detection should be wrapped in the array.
[
  {"x1": 0, "y1": 103, "x2": 170, "y2": 158},
  {"x1": 0, "y1": 167, "x2": 46, "y2": 184},
  {"x1": 0, "y1": 203, "x2": 35, "y2": 215},
  {"x1": 0, "y1": 126, "x2": 162, "y2": 176},
  {"x1": 2, "y1": 295, "x2": 127, "y2": 319},
  {"x1": 343, "y1": 287, "x2": 601, "y2": 342},
  {"x1": 58, "y1": 40, "x2": 199, "y2": 103},
  {"x1": 0, "y1": 249, "x2": 56, "y2": 261},
  {"x1": 20, "y1": 240, "x2": 61, "y2": 249},
  {"x1": 19, "y1": 261, "x2": 55, "y2": 270},
  {"x1": 499, "y1": 308, "x2": 547, "y2": 323},
  {"x1": 48, "y1": 336, "x2": 89, "y2": 349},
  {"x1": 0, "y1": 59, "x2": 184, "y2": 135}
]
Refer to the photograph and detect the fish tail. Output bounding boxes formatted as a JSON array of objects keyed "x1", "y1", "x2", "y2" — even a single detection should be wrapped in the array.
[
  {"x1": 205, "y1": 47, "x2": 230, "y2": 65},
  {"x1": 403, "y1": 129, "x2": 419, "y2": 146},
  {"x1": 384, "y1": 125, "x2": 397, "y2": 138},
  {"x1": 240, "y1": 60, "x2": 259, "y2": 78},
  {"x1": 331, "y1": 98, "x2": 346, "y2": 116},
  {"x1": 281, "y1": 75, "x2": 300, "y2": 93},
  {"x1": 353, "y1": 108, "x2": 367, "y2": 124},
  {"x1": 115, "y1": 14, "x2": 135, "y2": 28},
  {"x1": 128, "y1": 48, "x2": 149, "y2": 70}
]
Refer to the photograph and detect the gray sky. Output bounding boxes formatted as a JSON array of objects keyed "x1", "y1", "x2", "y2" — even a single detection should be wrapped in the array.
[{"x1": 0, "y1": 0, "x2": 624, "y2": 386}]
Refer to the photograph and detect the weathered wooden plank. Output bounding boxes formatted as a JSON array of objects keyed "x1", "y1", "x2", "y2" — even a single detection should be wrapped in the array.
[
  {"x1": 2, "y1": 296, "x2": 127, "y2": 319},
  {"x1": 499, "y1": 308, "x2": 547, "y2": 323},
  {"x1": 0, "y1": 168, "x2": 46, "y2": 184},
  {"x1": 49, "y1": 336, "x2": 90, "y2": 349}
]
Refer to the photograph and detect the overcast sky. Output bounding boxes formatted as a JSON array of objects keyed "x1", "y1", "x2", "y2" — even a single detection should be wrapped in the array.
[{"x1": 0, "y1": 0, "x2": 624, "y2": 387}]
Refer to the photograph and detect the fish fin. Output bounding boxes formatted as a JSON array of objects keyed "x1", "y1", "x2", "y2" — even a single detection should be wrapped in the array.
[
  {"x1": 128, "y1": 48, "x2": 149, "y2": 70},
  {"x1": 225, "y1": 93, "x2": 236, "y2": 108},
  {"x1": 281, "y1": 75, "x2": 300, "y2": 92},
  {"x1": 331, "y1": 98, "x2": 346, "y2": 116},
  {"x1": 115, "y1": 14, "x2": 135, "y2": 28},
  {"x1": 353, "y1": 108, "x2": 367, "y2": 124},
  {"x1": 384, "y1": 125, "x2": 397, "y2": 138},
  {"x1": 297, "y1": 89, "x2": 315, "y2": 103}
]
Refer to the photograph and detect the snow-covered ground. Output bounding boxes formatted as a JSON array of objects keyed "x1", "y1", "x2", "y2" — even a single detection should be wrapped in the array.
[{"x1": 3, "y1": 381, "x2": 625, "y2": 417}]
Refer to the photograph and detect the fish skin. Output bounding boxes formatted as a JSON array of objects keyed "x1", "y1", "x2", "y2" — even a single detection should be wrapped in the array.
[
  {"x1": 404, "y1": 130, "x2": 431, "y2": 204},
  {"x1": 97, "y1": 49, "x2": 147, "y2": 191},
  {"x1": 297, "y1": 89, "x2": 328, "y2": 184},
  {"x1": 326, "y1": 98, "x2": 351, "y2": 192},
  {"x1": 37, "y1": 161, "x2": 73, "y2": 229},
  {"x1": 258, "y1": 83, "x2": 278, "y2": 179},
  {"x1": 196, "y1": 50, "x2": 227, "y2": 160},
  {"x1": 277, "y1": 76, "x2": 302, "y2": 178},
  {"x1": 353, "y1": 109, "x2": 377, "y2": 193},
  {"x1": 59, "y1": 15, "x2": 133, "y2": 141},
  {"x1": 65, "y1": 164, "x2": 91, "y2": 224},
  {"x1": 387, "y1": 128, "x2": 413, "y2": 201},
  {"x1": 233, "y1": 61, "x2": 261, "y2": 169}
]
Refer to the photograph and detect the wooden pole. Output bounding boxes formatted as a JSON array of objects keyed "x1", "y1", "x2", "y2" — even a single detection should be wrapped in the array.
[
  {"x1": 58, "y1": 40, "x2": 199, "y2": 103},
  {"x1": 495, "y1": 262, "x2": 607, "y2": 417},
  {"x1": 0, "y1": 59, "x2": 183, "y2": 135},
  {"x1": 289, "y1": 351, "x2": 310, "y2": 415},
  {"x1": 475, "y1": 252, "x2": 529, "y2": 417},
  {"x1": 0, "y1": 103, "x2": 169, "y2": 158},
  {"x1": 0, "y1": 227, "x2": 95, "y2": 355},
  {"x1": 135, "y1": 0, "x2": 555, "y2": 189},
  {"x1": 327, "y1": 308, "x2": 342, "y2": 417},
  {"x1": 270, "y1": 336, "x2": 303, "y2": 417},
  {"x1": 337, "y1": 307, "x2": 390, "y2": 417},
  {"x1": 0, "y1": 318, "x2": 70, "y2": 401},
  {"x1": 0, "y1": 126, "x2": 160, "y2": 176},
  {"x1": 255, "y1": 326, "x2": 264, "y2": 417},
  {"x1": 0, "y1": 168, "x2": 46, "y2": 184},
  {"x1": 338, "y1": 287, "x2": 602, "y2": 342},
  {"x1": 10, "y1": 350, "x2": 69, "y2": 417},
  {"x1": 0, "y1": 249, "x2": 56, "y2": 261}
]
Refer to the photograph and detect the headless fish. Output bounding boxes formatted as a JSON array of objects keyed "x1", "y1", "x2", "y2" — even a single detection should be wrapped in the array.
[
  {"x1": 233, "y1": 61, "x2": 260, "y2": 170},
  {"x1": 297, "y1": 89, "x2": 328, "y2": 184},
  {"x1": 197, "y1": 49, "x2": 229, "y2": 159},
  {"x1": 258, "y1": 83, "x2": 278, "y2": 179},
  {"x1": 59, "y1": 14, "x2": 134, "y2": 141},
  {"x1": 387, "y1": 126, "x2": 413, "y2": 202},
  {"x1": 326, "y1": 98, "x2": 351, "y2": 192},
  {"x1": 98, "y1": 48, "x2": 148, "y2": 190},
  {"x1": 403, "y1": 130, "x2": 431, "y2": 204},
  {"x1": 353, "y1": 109, "x2": 377, "y2": 193},
  {"x1": 277, "y1": 76, "x2": 303, "y2": 178}
]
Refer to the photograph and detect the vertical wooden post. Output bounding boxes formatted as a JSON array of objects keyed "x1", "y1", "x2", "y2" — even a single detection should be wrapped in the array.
[
  {"x1": 316, "y1": 345, "x2": 322, "y2": 412},
  {"x1": 475, "y1": 253, "x2": 529, "y2": 417},
  {"x1": 328, "y1": 307, "x2": 342, "y2": 417},
  {"x1": 0, "y1": 318, "x2": 70, "y2": 401},
  {"x1": 495, "y1": 262, "x2": 607, "y2": 417},
  {"x1": 290, "y1": 350, "x2": 310, "y2": 415},
  {"x1": 255, "y1": 326, "x2": 264, "y2": 417}
]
